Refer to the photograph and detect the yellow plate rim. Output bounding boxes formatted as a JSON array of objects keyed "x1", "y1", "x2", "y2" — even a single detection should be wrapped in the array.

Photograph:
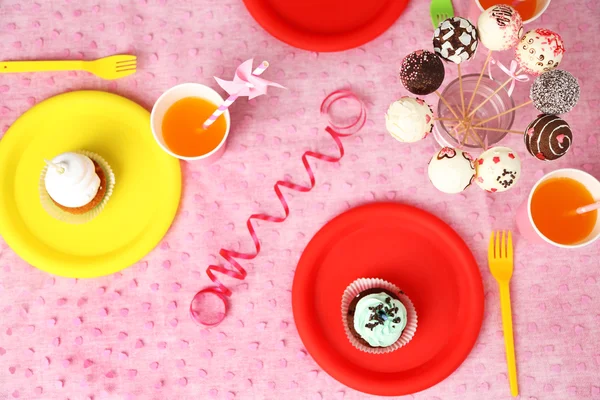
[{"x1": 0, "y1": 90, "x2": 182, "y2": 278}]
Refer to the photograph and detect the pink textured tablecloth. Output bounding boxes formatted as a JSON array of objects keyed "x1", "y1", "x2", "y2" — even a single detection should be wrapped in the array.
[{"x1": 1, "y1": 1, "x2": 599, "y2": 399}]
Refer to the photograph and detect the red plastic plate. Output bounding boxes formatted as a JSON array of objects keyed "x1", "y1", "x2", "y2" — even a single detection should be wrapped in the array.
[
  {"x1": 292, "y1": 203, "x2": 484, "y2": 396},
  {"x1": 242, "y1": 0, "x2": 410, "y2": 52}
]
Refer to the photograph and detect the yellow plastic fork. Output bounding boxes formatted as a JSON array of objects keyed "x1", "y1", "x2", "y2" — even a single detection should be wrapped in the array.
[
  {"x1": 488, "y1": 230, "x2": 518, "y2": 397},
  {"x1": 0, "y1": 55, "x2": 137, "y2": 80}
]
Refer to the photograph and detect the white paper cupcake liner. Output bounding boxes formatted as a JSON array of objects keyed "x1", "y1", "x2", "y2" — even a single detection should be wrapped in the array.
[
  {"x1": 341, "y1": 278, "x2": 418, "y2": 354},
  {"x1": 39, "y1": 150, "x2": 115, "y2": 225}
]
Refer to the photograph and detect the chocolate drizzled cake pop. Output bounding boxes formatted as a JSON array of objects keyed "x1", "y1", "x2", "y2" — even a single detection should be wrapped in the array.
[
  {"x1": 477, "y1": 4, "x2": 523, "y2": 51},
  {"x1": 433, "y1": 17, "x2": 479, "y2": 64},
  {"x1": 524, "y1": 114, "x2": 573, "y2": 161},
  {"x1": 530, "y1": 70, "x2": 580, "y2": 115},
  {"x1": 399, "y1": 50, "x2": 445, "y2": 95}
]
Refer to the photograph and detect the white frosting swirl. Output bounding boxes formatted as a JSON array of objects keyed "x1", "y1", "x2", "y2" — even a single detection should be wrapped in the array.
[
  {"x1": 385, "y1": 97, "x2": 434, "y2": 143},
  {"x1": 353, "y1": 292, "x2": 407, "y2": 347},
  {"x1": 44, "y1": 152, "x2": 101, "y2": 208}
]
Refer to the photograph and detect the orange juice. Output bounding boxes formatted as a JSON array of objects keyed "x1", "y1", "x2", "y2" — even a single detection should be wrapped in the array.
[
  {"x1": 479, "y1": 0, "x2": 537, "y2": 21},
  {"x1": 162, "y1": 97, "x2": 227, "y2": 157},
  {"x1": 531, "y1": 177, "x2": 598, "y2": 245}
]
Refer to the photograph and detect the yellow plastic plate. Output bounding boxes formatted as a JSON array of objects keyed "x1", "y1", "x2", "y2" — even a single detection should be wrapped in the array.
[{"x1": 0, "y1": 91, "x2": 181, "y2": 278}]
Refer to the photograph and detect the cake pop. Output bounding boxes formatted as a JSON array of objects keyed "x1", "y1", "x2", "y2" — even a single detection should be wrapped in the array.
[
  {"x1": 475, "y1": 147, "x2": 521, "y2": 193},
  {"x1": 385, "y1": 97, "x2": 434, "y2": 143},
  {"x1": 515, "y1": 29, "x2": 565, "y2": 76},
  {"x1": 399, "y1": 50, "x2": 445, "y2": 95},
  {"x1": 524, "y1": 114, "x2": 572, "y2": 161},
  {"x1": 477, "y1": 4, "x2": 523, "y2": 51},
  {"x1": 433, "y1": 17, "x2": 479, "y2": 64},
  {"x1": 428, "y1": 147, "x2": 476, "y2": 194},
  {"x1": 530, "y1": 70, "x2": 580, "y2": 115}
]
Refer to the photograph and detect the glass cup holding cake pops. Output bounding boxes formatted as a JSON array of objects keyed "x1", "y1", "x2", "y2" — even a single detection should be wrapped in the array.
[{"x1": 386, "y1": 6, "x2": 580, "y2": 196}]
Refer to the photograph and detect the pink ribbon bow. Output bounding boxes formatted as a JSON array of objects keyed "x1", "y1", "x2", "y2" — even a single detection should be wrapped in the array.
[
  {"x1": 488, "y1": 59, "x2": 530, "y2": 97},
  {"x1": 215, "y1": 59, "x2": 285, "y2": 99}
]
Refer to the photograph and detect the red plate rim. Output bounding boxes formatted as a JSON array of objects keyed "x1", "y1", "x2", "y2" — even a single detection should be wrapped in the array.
[
  {"x1": 292, "y1": 202, "x2": 484, "y2": 396},
  {"x1": 241, "y1": 0, "x2": 410, "y2": 52}
]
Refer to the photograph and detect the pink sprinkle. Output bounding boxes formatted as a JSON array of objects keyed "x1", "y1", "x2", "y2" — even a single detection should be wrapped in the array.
[
  {"x1": 128, "y1": 369, "x2": 137, "y2": 378},
  {"x1": 145, "y1": 321, "x2": 154, "y2": 329},
  {"x1": 158, "y1": 341, "x2": 167, "y2": 349},
  {"x1": 179, "y1": 377, "x2": 188, "y2": 386},
  {"x1": 83, "y1": 359, "x2": 93, "y2": 368},
  {"x1": 199, "y1": 369, "x2": 208, "y2": 377},
  {"x1": 150, "y1": 283, "x2": 159, "y2": 291},
  {"x1": 56, "y1": 298, "x2": 67, "y2": 306},
  {"x1": 56, "y1": 379, "x2": 64, "y2": 388},
  {"x1": 48, "y1": 318, "x2": 57, "y2": 326},
  {"x1": 171, "y1": 283, "x2": 182, "y2": 292},
  {"x1": 118, "y1": 332, "x2": 128, "y2": 340},
  {"x1": 52, "y1": 337, "x2": 60, "y2": 347},
  {"x1": 142, "y1": 302, "x2": 151, "y2": 311},
  {"x1": 62, "y1": 358, "x2": 71, "y2": 367},
  {"x1": 150, "y1": 362, "x2": 159, "y2": 370},
  {"x1": 93, "y1": 328, "x2": 102, "y2": 337},
  {"x1": 202, "y1": 350, "x2": 213, "y2": 359},
  {"x1": 35, "y1": 387, "x2": 43, "y2": 395},
  {"x1": 25, "y1": 368, "x2": 33, "y2": 378},
  {"x1": 106, "y1": 371, "x2": 116, "y2": 378},
  {"x1": 119, "y1": 352, "x2": 128, "y2": 360},
  {"x1": 135, "y1": 339, "x2": 144, "y2": 349},
  {"x1": 120, "y1": 308, "x2": 129, "y2": 317},
  {"x1": 99, "y1": 308, "x2": 108, "y2": 317},
  {"x1": 0, "y1": 347, "x2": 5, "y2": 355},
  {"x1": 75, "y1": 336, "x2": 83, "y2": 345},
  {"x1": 170, "y1": 318, "x2": 178, "y2": 327},
  {"x1": 43, "y1": 357, "x2": 50, "y2": 367},
  {"x1": 73, "y1": 317, "x2": 82, "y2": 325},
  {"x1": 168, "y1": 301, "x2": 177, "y2": 310}
]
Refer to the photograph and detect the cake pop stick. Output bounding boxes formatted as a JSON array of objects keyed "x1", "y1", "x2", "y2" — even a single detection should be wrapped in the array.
[
  {"x1": 453, "y1": 124, "x2": 486, "y2": 148},
  {"x1": 458, "y1": 64, "x2": 465, "y2": 116},
  {"x1": 44, "y1": 159, "x2": 65, "y2": 174},
  {"x1": 466, "y1": 71, "x2": 522, "y2": 119},
  {"x1": 469, "y1": 126, "x2": 524, "y2": 134},
  {"x1": 473, "y1": 100, "x2": 532, "y2": 127},
  {"x1": 465, "y1": 52, "x2": 492, "y2": 114}
]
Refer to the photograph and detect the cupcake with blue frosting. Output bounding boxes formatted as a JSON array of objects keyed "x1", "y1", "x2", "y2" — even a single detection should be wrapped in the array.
[{"x1": 342, "y1": 278, "x2": 417, "y2": 353}]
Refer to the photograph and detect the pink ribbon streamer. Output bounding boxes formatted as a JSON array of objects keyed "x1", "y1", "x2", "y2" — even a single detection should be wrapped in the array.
[
  {"x1": 190, "y1": 90, "x2": 367, "y2": 326},
  {"x1": 488, "y1": 58, "x2": 530, "y2": 97}
]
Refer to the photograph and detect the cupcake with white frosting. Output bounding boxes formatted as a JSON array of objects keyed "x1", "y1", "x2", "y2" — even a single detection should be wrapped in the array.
[
  {"x1": 342, "y1": 278, "x2": 417, "y2": 354},
  {"x1": 40, "y1": 151, "x2": 115, "y2": 224}
]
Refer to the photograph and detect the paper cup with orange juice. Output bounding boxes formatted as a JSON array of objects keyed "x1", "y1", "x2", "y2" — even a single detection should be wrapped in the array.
[
  {"x1": 151, "y1": 83, "x2": 231, "y2": 164},
  {"x1": 516, "y1": 169, "x2": 600, "y2": 248}
]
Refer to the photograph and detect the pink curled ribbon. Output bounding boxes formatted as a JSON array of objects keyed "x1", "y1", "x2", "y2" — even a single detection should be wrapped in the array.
[
  {"x1": 190, "y1": 90, "x2": 367, "y2": 326},
  {"x1": 488, "y1": 58, "x2": 530, "y2": 97}
]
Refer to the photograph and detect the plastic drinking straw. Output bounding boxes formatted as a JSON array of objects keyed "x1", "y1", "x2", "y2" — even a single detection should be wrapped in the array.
[{"x1": 201, "y1": 61, "x2": 269, "y2": 130}]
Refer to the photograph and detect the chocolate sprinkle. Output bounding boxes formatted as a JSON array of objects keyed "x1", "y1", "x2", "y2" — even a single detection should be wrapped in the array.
[
  {"x1": 400, "y1": 50, "x2": 445, "y2": 95},
  {"x1": 530, "y1": 70, "x2": 580, "y2": 115}
]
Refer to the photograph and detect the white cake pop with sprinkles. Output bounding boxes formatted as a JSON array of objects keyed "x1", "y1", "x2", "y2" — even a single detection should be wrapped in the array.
[{"x1": 477, "y1": 4, "x2": 523, "y2": 51}]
